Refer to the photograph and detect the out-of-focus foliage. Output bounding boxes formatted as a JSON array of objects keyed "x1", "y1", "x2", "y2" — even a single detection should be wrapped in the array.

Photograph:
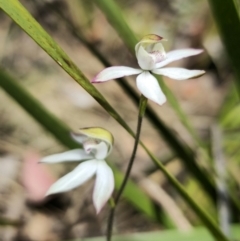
[{"x1": 0, "y1": 0, "x2": 239, "y2": 240}]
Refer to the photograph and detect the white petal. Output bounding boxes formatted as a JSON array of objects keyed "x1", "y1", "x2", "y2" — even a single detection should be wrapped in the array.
[
  {"x1": 136, "y1": 72, "x2": 166, "y2": 105},
  {"x1": 136, "y1": 46, "x2": 155, "y2": 70},
  {"x1": 155, "y1": 49, "x2": 203, "y2": 68},
  {"x1": 40, "y1": 149, "x2": 93, "y2": 163},
  {"x1": 92, "y1": 66, "x2": 142, "y2": 83},
  {"x1": 46, "y1": 160, "x2": 98, "y2": 195},
  {"x1": 93, "y1": 161, "x2": 114, "y2": 213},
  {"x1": 152, "y1": 68, "x2": 205, "y2": 80},
  {"x1": 94, "y1": 142, "x2": 109, "y2": 159}
]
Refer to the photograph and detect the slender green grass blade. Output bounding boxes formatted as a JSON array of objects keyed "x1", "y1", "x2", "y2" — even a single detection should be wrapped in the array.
[{"x1": 208, "y1": 0, "x2": 240, "y2": 96}]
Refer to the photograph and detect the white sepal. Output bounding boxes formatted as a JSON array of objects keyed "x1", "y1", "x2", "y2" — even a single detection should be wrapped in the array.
[
  {"x1": 46, "y1": 160, "x2": 98, "y2": 195},
  {"x1": 152, "y1": 67, "x2": 205, "y2": 80},
  {"x1": 155, "y1": 49, "x2": 203, "y2": 68},
  {"x1": 93, "y1": 160, "x2": 114, "y2": 213},
  {"x1": 92, "y1": 66, "x2": 142, "y2": 83},
  {"x1": 40, "y1": 149, "x2": 93, "y2": 163}
]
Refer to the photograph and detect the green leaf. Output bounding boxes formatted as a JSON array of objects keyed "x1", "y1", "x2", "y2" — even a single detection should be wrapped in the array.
[{"x1": 208, "y1": 0, "x2": 240, "y2": 96}]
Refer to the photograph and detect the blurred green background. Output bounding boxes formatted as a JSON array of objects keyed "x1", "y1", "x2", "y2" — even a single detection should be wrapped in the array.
[{"x1": 0, "y1": 0, "x2": 240, "y2": 240}]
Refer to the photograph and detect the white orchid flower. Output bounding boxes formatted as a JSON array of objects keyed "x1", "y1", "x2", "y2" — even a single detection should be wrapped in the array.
[
  {"x1": 92, "y1": 34, "x2": 205, "y2": 105},
  {"x1": 40, "y1": 127, "x2": 114, "y2": 214}
]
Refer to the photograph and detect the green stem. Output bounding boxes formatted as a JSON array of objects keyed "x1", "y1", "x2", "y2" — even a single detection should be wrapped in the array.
[{"x1": 107, "y1": 95, "x2": 147, "y2": 241}]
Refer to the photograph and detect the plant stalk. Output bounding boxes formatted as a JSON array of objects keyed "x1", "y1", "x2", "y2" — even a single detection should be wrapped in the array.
[{"x1": 107, "y1": 95, "x2": 147, "y2": 241}]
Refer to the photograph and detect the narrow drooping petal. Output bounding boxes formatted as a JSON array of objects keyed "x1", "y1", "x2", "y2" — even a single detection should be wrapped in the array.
[
  {"x1": 136, "y1": 46, "x2": 155, "y2": 70},
  {"x1": 46, "y1": 160, "x2": 98, "y2": 195},
  {"x1": 136, "y1": 71, "x2": 166, "y2": 105},
  {"x1": 93, "y1": 161, "x2": 114, "y2": 213},
  {"x1": 92, "y1": 66, "x2": 142, "y2": 83},
  {"x1": 152, "y1": 67, "x2": 205, "y2": 80},
  {"x1": 155, "y1": 49, "x2": 203, "y2": 68},
  {"x1": 40, "y1": 149, "x2": 93, "y2": 163}
]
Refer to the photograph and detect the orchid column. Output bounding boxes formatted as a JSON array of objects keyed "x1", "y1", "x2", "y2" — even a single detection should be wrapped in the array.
[{"x1": 93, "y1": 34, "x2": 205, "y2": 241}]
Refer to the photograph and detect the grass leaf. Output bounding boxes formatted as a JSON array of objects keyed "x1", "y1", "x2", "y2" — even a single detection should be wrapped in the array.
[{"x1": 208, "y1": 0, "x2": 240, "y2": 96}]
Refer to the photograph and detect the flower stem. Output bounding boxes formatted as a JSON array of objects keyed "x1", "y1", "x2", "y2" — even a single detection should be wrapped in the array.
[{"x1": 106, "y1": 95, "x2": 148, "y2": 241}]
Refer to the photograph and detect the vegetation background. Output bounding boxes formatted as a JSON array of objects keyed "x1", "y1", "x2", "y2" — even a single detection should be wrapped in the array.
[{"x1": 0, "y1": 0, "x2": 239, "y2": 240}]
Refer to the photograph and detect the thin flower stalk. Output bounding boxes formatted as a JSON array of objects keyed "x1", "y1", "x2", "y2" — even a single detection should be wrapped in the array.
[{"x1": 107, "y1": 95, "x2": 148, "y2": 241}]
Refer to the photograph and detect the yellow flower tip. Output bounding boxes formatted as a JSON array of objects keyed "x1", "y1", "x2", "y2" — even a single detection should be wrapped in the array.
[
  {"x1": 140, "y1": 34, "x2": 167, "y2": 44},
  {"x1": 142, "y1": 34, "x2": 164, "y2": 41},
  {"x1": 74, "y1": 127, "x2": 114, "y2": 146}
]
